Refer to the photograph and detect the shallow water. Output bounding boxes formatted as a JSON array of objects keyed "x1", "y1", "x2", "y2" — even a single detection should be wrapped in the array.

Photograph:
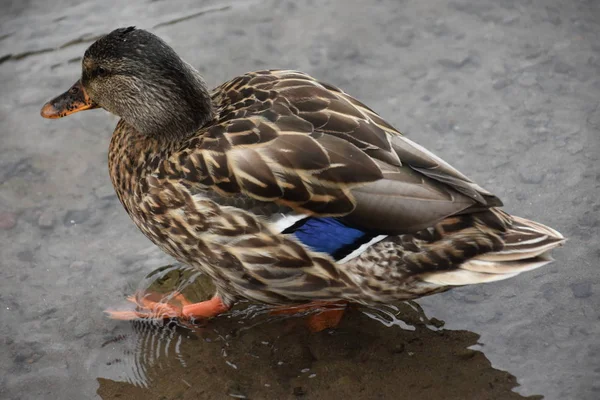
[
  {"x1": 93, "y1": 264, "x2": 543, "y2": 399},
  {"x1": 1, "y1": 0, "x2": 599, "y2": 399}
]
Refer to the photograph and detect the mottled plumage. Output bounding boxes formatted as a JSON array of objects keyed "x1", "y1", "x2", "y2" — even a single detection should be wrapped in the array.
[{"x1": 42, "y1": 28, "x2": 565, "y2": 325}]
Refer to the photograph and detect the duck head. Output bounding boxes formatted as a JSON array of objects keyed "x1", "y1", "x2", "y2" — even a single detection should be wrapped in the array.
[{"x1": 41, "y1": 27, "x2": 213, "y2": 140}]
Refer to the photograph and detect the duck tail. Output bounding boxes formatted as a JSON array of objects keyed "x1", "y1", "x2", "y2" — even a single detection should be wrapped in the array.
[{"x1": 419, "y1": 209, "x2": 566, "y2": 286}]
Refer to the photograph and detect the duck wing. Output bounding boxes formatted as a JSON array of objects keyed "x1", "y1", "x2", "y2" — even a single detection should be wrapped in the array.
[{"x1": 178, "y1": 70, "x2": 500, "y2": 234}]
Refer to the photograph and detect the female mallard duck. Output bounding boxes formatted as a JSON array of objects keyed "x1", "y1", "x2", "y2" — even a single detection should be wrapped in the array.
[{"x1": 41, "y1": 27, "x2": 564, "y2": 331}]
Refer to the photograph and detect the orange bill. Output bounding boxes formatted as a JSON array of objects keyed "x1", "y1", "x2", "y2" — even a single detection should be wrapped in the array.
[{"x1": 40, "y1": 80, "x2": 98, "y2": 119}]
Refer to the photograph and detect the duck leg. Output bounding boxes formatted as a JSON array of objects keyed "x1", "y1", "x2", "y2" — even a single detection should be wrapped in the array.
[
  {"x1": 105, "y1": 291, "x2": 229, "y2": 322},
  {"x1": 181, "y1": 295, "x2": 230, "y2": 319},
  {"x1": 271, "y1": 301, "x2": 347, "y2": 332}
]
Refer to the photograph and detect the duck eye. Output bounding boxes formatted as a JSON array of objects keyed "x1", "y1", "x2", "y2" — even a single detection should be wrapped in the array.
[{"x1": 96, "y1": 67, "x2": 108, "y2": 77}]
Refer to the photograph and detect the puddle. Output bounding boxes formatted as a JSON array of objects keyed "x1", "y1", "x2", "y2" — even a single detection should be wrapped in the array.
[
  {"x1": 1, "y1": 0, "x2": 599, "y2": 399},
  {"x1": 92, "y1": 265, "x2": 541, "y2": 399}
]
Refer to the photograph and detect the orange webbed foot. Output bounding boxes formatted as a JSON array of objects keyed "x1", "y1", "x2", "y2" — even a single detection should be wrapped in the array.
[
  {"x1": 271, "y1": 301, "x2": 347, "y2": 332},
  {"x1": 105, "y1": 291, "x2": 229, "y2": 322},
  {"x1": 306, "y1": 307, "x2": 346, "y2": 332}
]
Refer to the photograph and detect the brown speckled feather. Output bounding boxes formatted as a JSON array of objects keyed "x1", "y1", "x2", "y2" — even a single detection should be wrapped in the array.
[
  {"x1": 107, "y1": 69, "x2": 563, "y2": 306},
  {"x1": 176, "y1": 70, "x2": 500, "y2": 224}
]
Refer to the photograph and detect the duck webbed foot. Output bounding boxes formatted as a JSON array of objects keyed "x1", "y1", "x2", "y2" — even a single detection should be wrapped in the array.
[
  {"x1": 271, "y1": 301, "x2": 348, "y2": 332},
  {"x1": 105, "y1": 291, "x2": 230, "y2": 322}
]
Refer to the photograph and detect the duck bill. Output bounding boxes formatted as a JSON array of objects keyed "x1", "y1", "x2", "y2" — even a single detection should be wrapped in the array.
[{"x1": 40, "y1": 80, "x2": 98, "y2": 119}]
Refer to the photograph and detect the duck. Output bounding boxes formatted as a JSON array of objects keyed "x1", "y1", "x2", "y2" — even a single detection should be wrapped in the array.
[{"x1": 41, "y1": 27, "x2": 565, "y2": 331}]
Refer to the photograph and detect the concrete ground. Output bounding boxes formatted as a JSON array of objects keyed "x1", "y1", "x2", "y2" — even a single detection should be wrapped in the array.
[{"x1": 0, "y1": 0, "x2": 598, "y2": 399}]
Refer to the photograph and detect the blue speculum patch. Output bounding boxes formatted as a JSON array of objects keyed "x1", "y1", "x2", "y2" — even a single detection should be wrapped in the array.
[{"x1": 285, "y1": 217, "x2": 375, "y2": 260}]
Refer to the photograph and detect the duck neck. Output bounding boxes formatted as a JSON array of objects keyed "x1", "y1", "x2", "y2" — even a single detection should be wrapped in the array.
[
  {"x1": 179, "y1": 63, "x2": 214, "y2": 131},
  {"x1": 126, "y1": 62, "x2": 214, "y2": 141}
]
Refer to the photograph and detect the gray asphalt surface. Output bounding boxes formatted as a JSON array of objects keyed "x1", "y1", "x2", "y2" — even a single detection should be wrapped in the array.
[{"x1": 1, "y1": 0, "x2": 599, "y2": 399}]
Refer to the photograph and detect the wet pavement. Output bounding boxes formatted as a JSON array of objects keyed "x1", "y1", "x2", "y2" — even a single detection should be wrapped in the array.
[{"x1": 1, "y1": 0, "x2": 599, "y2": 399}]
